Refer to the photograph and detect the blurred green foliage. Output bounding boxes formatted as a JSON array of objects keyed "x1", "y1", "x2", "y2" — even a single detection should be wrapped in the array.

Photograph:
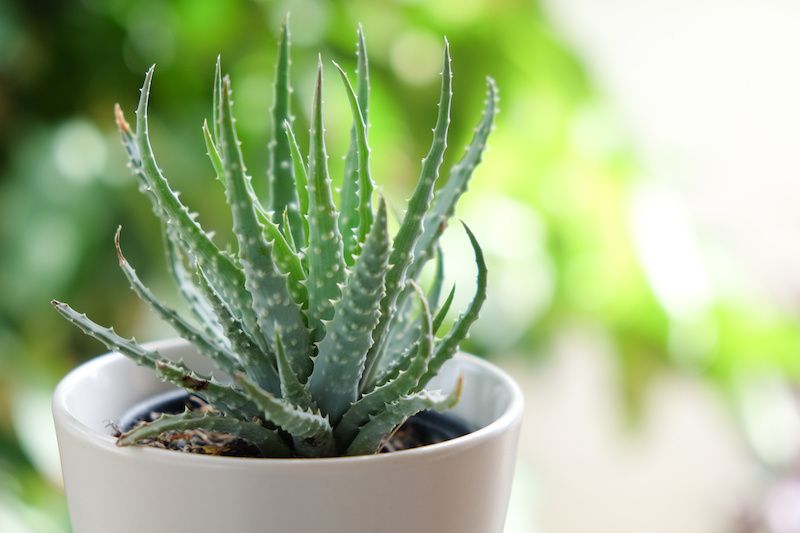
[{"x1": 1, "y1": 0, "x2": 800, "y2": 530}]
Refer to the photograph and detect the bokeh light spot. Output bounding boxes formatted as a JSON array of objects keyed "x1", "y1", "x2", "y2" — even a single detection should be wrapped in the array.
[
  {"x1": 390, "y1": 30, "x2": 442, "y2": 87},
  {"x1": 267, "y1": 0, "x2": 328, "y2": 45},
  {"x1": 52, "y1": 120, "x2": 107, "y2": 184}
]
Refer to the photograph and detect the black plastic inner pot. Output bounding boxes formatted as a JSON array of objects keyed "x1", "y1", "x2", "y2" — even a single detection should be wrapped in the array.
[{"x1": 118, "y1": 389, "x2": 473, "y2": 456}]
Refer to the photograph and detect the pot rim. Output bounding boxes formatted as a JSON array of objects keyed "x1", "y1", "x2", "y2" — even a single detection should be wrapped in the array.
[{"x1": 53, "y1": 338, "x2": 524, "y2": 467}]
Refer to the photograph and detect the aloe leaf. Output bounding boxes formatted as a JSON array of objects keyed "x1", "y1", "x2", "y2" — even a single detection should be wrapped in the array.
[
  {"x1": 305, "y1": 58, "x2": 346, "y2": 340},
  {"x1": 427, "y1": 244, "x2": 446, "y2": 310},
  {"x1": 117, "y1": 68, "x2": 262, "y2": 354},
  {"x1": 255, "y1": 208, "x2": 308, "y2": 306},
  {"x1": 154, "y1": 360, "x2": 258, "y2": 419},
  {"x1": 269, "y1": 17, "x2": 304, "y2": 247},
  {"x1": 354, "y1": 24, "x2": 370, "y2": 118},
  {"x1": 378, "y1": 247, "x2": 444, "y2": 376},
  {"x1": 308, "y1": 199, "x2": 389, "y2": 423},
  {"x1": 274, "y1": 328, "x2": 315, "y2": 409},
  {"x1": 205, "y1": 118, "x2": 307, "y2": 305},
  {"x1": 216, "y1": 74, "x2": 312, "y2": 380},
  {"x1": 51, "y1": 300, "x2": 255, "y2": 419},
  {"x1": 386, "y1": 246, "x2": 444, "y2": 338},
  {"x1": 417, "y1": 222, "x2": 487, "y2": 389},
  {"x1": 212, "y1": 56, "x2": 222, "y2": 142},
  {"x1": 407, "y1": 77, "x2": 498, "y2": 282},
  {"x1": 433, "y1": 283, "x2": 456, "y2": 335},
  {"x1": 117, "y1": 410, "x2": 292, "y2": 457},
  {"x1": 281, "y1": 209, "x2": 297, "y2": 253},
  {"x1": 345, "y1": 377, "x2": 463, "y2": 456},
  {"x1": 283, "y1": 120, "x2": 309, "y2": 244},
  {"x1": 236, "y1": 373, "x2": 335, "y2": 456},
  {"x1": 377, "y1": 78, "x2": 497, "y2": 377},
  {"x1": 52, "y1": 300, "x2": 159, "y2": 368},
  {"x1": 114, "y1": 228, "x2": 242, "y2": 377},
  {"x1": 334, "y1": 280, "x2": 432, "y2": 448},
  {"x1": 379, "y1": 260, "x2": 455, "y2": 381},
  {"x1": 196, "y1": 268, "x2": 280, "y2": 395},
  {"x1": 370, "y1": 279, "x2": 454, "y2": 391},
  {"x1": 160, "y1": 221, "x2": 223, "y2": 338},
  {"x1": 374, "y1": 303, "x2": 419, "y2": 379},
  {"x1": 333, "y1": 59, "x2": 373, "y2": 262},
  {"x1": 257, "y1": 207, "x2": 309, "y2": 307},
  {"x1": 361, "y1": 41, "x2": 453, "y2": 390},
  {"x1": 202, "y1": 119, "x2": 225, "y2": 186},
  {"x1": 339, "y1": 26, "x2": 371, "y2": 266}
]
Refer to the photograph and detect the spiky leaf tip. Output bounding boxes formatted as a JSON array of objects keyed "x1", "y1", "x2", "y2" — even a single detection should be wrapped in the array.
[
  {"x1": 217, "y1": 73, "x2": 311, "y2": 380},
  {"x1": 305, "y1": 57, "x2": 346, "y2": 340},
  {"x1": 417, "y1": 222, "x2": 487, "y2": 389},
  {"x1": 114, "y1": 227, "x2": 241, "y2": 377},
  {"x1": 361, "y1": 40, "x2": 453, "y2": 390}
]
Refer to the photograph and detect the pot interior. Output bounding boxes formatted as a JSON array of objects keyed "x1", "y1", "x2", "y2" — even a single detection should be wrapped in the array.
[
  {"x1": 57, "y1": 339, "x2": 517, "y2": 441},
  {"x1": 117, "y1": 389, "x2": 473, "y2": 454}
]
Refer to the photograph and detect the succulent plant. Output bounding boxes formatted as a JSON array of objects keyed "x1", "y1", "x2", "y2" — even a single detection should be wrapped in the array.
[{"x1": 52, "y1": 19, "x2": 497, "y2": 458}]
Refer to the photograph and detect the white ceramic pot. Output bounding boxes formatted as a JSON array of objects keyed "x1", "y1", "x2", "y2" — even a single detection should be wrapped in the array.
[{"x1": 53, "y1": 338, "x2": 523, "y2": 533}]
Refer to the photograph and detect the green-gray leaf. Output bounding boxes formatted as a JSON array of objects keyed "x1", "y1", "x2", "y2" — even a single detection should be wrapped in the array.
[
  {"x1": 217, "y1": 74, "x2": 312, "y2": 380},
  {"x1": 160, "y1": 221, "x2": 223, "y2": 340},
  {"x1": 274, "y1": 328, "x2": 315, "y2": 409},
  {"x1": 204, "y1": 118, "x2": 307, "y2": 307},
  {"x1": 284, "y1": 120, "x2": 309, "y2": 245},
  {"x1": 51, "y1": 300, "x2": 255, "y2": 419},
  {"x1": 408, "y1": 77, "x2": 498, "y2": 282},
  {"x1": 345, "y1": 379, "x2": 462, "y2": 456},
  {"x1": 335, "y1": 280, "x2": 433, "y2": 449},
  {"x1": 236, "y1": 372, "x2": 334, "y2": 456},
  {"x1": 305, "y1": 58, "x2": 346, "y2": 340},
  {"x1": 269, "y1": 16, "x2": 304, "y2": 246},
  {"x1": 339, "y1": 25, "x2": 371, "y2": 266},
  {"x1": 195, "y1": 268, "x2": 280, "y2": 395},
  {"x1": 115, "y1": 228, "x2": 241, "y2": 377},
  {"x1": 361, "y1": 41, "x2": 453, "y2": 390},
  {"x1": 117, "y1": 410, "x2": 292, "y2": 458},
  {"x1": 308, "y1": 199, "x2": 389, "y2": 424},
  {"x1": 417, "y1": 222, "x2": 487, "y2": 389},
  {"x1": 117, "y1": 68, "x2": 262, "y2": 356}
]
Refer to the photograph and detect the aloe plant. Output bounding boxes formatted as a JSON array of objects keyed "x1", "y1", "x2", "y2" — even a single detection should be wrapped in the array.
[{"x1": 52, "y1": 20, "x2": 497, "y2": 458}]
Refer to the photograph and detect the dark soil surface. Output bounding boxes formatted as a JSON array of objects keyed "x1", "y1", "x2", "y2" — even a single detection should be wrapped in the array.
[{"x1": 117, "y1": 389, "x2": 472, "y2": 458}]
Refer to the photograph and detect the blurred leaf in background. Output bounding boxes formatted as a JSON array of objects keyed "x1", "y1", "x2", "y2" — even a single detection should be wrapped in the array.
[{"x1": 2, "y1": 0, "x2": 800, "y2": 530}]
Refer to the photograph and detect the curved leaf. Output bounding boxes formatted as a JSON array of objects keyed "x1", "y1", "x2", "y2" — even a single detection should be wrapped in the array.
[
  {"x1": 236, "y1": 373, "x2": 334, "y2": 456},
  {"x1": 268, "y1": 16, "x2": 304, "y2": 246},
  {"x1": 116, "y1": 69, "x2": 262, "y2": 354},
  {"x1": 217, "y1": 74, "x2": 312, "y2": 379},
  {"x1": 417, "y1": 223, "x2": 487, "y2": 389},
  {"x1": 118, "y1": 410, "x2": 292, "y2": 457},
  {"x1": 283, "y1": 120, "x2": 309, "y2": 244},
  {"x1": 308, "y1": 199, "x2": 389, "y2": 423},
  {"x1": 408, "y1": 77, "x2": 498, "y2": 282},
  {"x1": 115, "y1": 228, "x2": 242, "y2": 377},
  {"x1": 160, "y1": 221, "x2": 223, "y2": 340},
  {"x1": 305, "y1": 59, "x2": 346, "y2": 340},
  {"x1": 335, "y1": 280, "x2": 433, "y2": 448},
  {"x1": 339, "y1": 25, "x2": 371, "y2": 265},
  {"x1": 196, "y1": 268, "x2": 280, "y2": 395},
  {"x1": 51, "y1": 300, "x2": 255, "y2": 419},
  {"x1": 274, "y1": 328, "x2": 315, "y2": 409},
  {"x1": 345, "y1": 378, "x2": 462, "y2": 456},
  {"x1": 204, "y1": 119, "x2": 307, "y2": 306},
  {"x1": 361, "y1": 41, "x2": 452, "y2": 390}
]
